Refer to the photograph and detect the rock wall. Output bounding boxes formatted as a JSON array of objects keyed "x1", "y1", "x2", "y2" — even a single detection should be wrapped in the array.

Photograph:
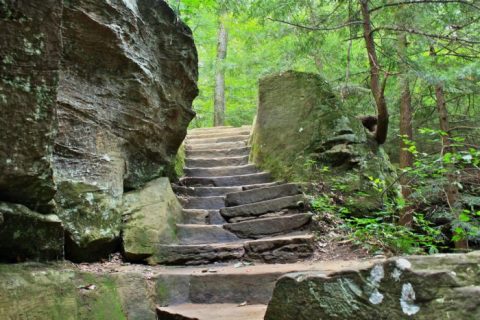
[
  {"x1": 0, "y1": 0, "x2": 198, "y2": 261},
  {"x1": 265, "y1": 252, "x2": 480, "y2": 320},
  {"x1": 250, "y1": 71, "x2": 398, "y2": 214}
]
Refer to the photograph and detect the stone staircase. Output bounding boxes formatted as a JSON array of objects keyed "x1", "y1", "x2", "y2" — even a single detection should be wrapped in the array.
[
  {"x1": 155, "y1": 126, "x2": 316, "y2": 319},
  {"x1": 160, "y1": 126, "x2": 314, "y2": 266}
]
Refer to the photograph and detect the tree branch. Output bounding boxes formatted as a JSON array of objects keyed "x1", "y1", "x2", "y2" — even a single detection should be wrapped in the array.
[
  {"x1": 267, "y1": 18, "x2": 363, "y2": 31},
  {"x1": 372, "y1": 26, "x2": 480, "y2": 44},
  {"x1": 370, "y1": 0, "x2": 480, "y2": 13}
]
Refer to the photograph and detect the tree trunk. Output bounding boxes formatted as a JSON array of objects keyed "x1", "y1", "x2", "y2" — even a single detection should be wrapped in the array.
[
  {"x1": 397, "y1": 32, "x2": 414, "y2": 226},
  {"x1": 430, "y1": 46, "x2": 468, "y2": 250},
  {"x1": 359, "y1": 0, "x2": 389, "y2": 145},
  {"x1": 213, "y1": 11, "x2": 228, "y2": 127}
]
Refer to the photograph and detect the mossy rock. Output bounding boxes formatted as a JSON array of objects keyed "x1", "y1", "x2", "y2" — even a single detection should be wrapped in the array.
[
  {"x1": 0, "y1": 202, "x2": 64, "y2": 262},
  {"x1": 250, "y1": 71, "x2": 399, "y2": 215}
]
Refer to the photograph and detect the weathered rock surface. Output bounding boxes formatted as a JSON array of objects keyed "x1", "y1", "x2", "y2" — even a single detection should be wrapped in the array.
[
  {"x1": 265, "y1": 252, "x2": 480, "y2": 320},
  {"x1": 122, "y1": 178, "x2": 183, "y2": 262},
  {"x1": 0, "y1": 0, "x2": 198, "y2": 260},
  {"x1": 224, "y1": 213, "x2": 312, "y2": 238},
  {"x1": 225, "y1": 183, "x2": 301, "y2": 206},
  {"x1": 250, "y1": 71, "x2": 398, "y2": 215},
  {"x1": 0, "y1": 263, "x2": 155, "y2": 319},
  {"x1": 220, "y1": 195, "x2": 304, "y2": 220},
  {"x1": 0, "y1": 202, "x2": 64, "y2": 262},
  {"x1": 0, "y1": 0, "x2": 62, "y2": 212}
]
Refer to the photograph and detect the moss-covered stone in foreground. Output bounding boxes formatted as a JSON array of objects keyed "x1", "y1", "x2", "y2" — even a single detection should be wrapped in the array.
[{"x1": 0, "y1": 264, "x2": 156, "y2": 319}]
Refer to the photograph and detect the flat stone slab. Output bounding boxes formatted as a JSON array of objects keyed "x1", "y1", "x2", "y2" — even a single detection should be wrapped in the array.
[
  {"x1": 226, "y1": 183, "x2": 301, "y2": 206},
  {"x1": 150, "y1": 243, "x2": 245, "y2": 265},
  {"x1": 220, "y1": 195, "x2": 304, "y2": 220},
  {"x1": 157, "y1": 304, "x2": 267, "y2": 320},
  {"x1": 244, "y1": 235, "x2": 315, "y2": 263},
  {"x1": 186, "y1": 141, "x2": 247, "y2": 151},
  {"x1": 177, "y1": 225, "x2": 239, "y2": 245},
  {"x1": 186, "y1": 135, "x2": 249, "y2": 145},
  {"x1": 185, "y1": 165, "x2": 258, "y2": 178},
  {"x1": 179, "y1": 196, "x2": 225, "y2": 210},
  {"x1": 224, "y1": 213, "x2": 312, "y2": 239},
  {"x1": 181, "y1": 172, "x2": 272, "y2": 187},
  {"x1": 185, "y1": 156, "x2": 249, "y2": 168},
  {"x1": 181, "y1": 209, "x2": 209, "y2": 224},
  {"x1": 174, "y1": 186, "x2": 243, "y2": 197},
  {"x1": 187, "y1": 130, "x2": 251, "y2": 139},
  {"x1": 186, "y1": 146, "x2": 250, "y2": 159}
]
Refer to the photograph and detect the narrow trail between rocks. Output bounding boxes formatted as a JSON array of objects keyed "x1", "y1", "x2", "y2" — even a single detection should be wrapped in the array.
[{"x1": 156, "y1": 125, "x2": 316, "y2": 319}]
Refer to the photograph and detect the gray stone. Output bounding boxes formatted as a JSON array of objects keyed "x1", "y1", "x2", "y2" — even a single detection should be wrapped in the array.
[
  {"x1": 174, "y1": 186, "x2": 243, "y2": 197},
  {"x1": 177, "y1": 225, "x2": 239, "y2": 245},
  {"x1": 185, "y1": 155, "x2": 249, "y2": 168},
  {"x1": 149, "y1": 243, "x2": 245, "y2": 265},
  {"x1": 244, "y1": 235, "x2": 315, "y2": 263},
  {"x1": 184, "y1": 164, "x2": 258, "y2": 178},
  {"x1": 186, "y1": 146, "x2": 251, "y2": 159},
  {"x1": 181, "y1": 172, "x2": 272, "y2": 187},
  {"x1": 226, "y1": 183, "x2": 301, "y2": 206},
  {"x1": 220, "y1": 195, "x2": 304, "y2": 220},
  {"x1": 179, "y1": 196, "x2": 226, "y2": 210},
  {"x1": 265, "y1": 252, "x2": 480, "y2": 320},
  {"x1": 224, "y1": 213, "x2": 312, "y2": 238}
]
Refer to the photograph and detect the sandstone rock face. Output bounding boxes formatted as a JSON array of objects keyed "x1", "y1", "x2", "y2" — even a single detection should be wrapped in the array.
[
  {"x1": 0, "y1": 202, "x2": 64, "y2": 262},
  {"x1": 0, "y1": 0, "x2": 197, "y2": 260},
  {"x1": 0, "y1": 0, "x2": 62, "y2": 212},
  {"x1": 265, "y1": 252, "x2": 480, "y2": 320},
  {"x1": 250, "y1": 71, "x2": 397, "y2": 215},
  {"x1": 122, "y1": 177, "x2": 183, "y2": 261}
]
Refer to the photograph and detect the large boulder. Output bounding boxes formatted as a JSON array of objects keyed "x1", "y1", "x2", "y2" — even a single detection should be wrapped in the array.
[
  {"x1": 265, "y1": 252, "x2": 480, "y2": 320},
  {"x1": 0, "y1": 0, "x2": 62, "y2": 212},
  {"x1": 0, "y1": 202, "x2": 64, "y2": 262},
  {"x1": 0, "y1": 0, "x2": 198, "y2": 261},
  {"x1": 122, "y1": 177, "x2": 183, "y2": 262},
  {"x1": 250, "y1": 71, "x2": 398, "y2": 215}
]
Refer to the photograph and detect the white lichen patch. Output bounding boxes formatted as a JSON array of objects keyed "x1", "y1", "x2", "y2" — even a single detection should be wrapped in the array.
[
  {"x1": 368, "y1": 264, "x2": 385, "y2": 286},
  {"x1": 101, "y1": 154, "x2": 112, "y2": 162},
  {"x1": 400, "y1": 283, "x2": 420, "y2": 316},
  {"x1": 85, "y1": 193, "x2": 94, "y2": 205},
  {"x1": 396, "y1": 258, "x2": 412, "y2": 271},
  {"x1": 369, "y1": 288, "x2": 384, "y2": 305},
  {"x1": 392, "y1": 268, "x2": 402, "y2": 282}
]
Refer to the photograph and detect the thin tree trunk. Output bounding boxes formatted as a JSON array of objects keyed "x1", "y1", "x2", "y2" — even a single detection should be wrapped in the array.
[
  {"x1": 359, "y1": 0, "x2": 389, "y2": 145},
  {"x1": 397, "y1": 32, "x2": 414, "y2": 226},
  {"x1": 214, "y1": 11, "x2": 228, "y2": 127},
  {"x1": 430, "y1": 46, "x2": 468, "y2": 250}
]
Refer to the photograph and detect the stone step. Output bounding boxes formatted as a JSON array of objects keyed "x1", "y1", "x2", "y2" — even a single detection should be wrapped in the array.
[
  {"x1": 184, "y1": 164, "x2": 258, "y2": 178},
  {"x1": 180, "y1": 172, "x2": 272, "y2": 187},
  {"x1": 185, "y1": 155, "x2": 249, "y2": 168},
  {"x1": 186, "y1": 141, "x2": 247, "y2": 151},
  {"x1": 220, "y1": 195, "x2": 304, "y2": 220},
  {"x1": 225, "y1": 183, "x2": 301, "y2": 206},
  {"x1": 153, "y1": 234, "x2": 314, "y2": 266},
  {"x1": 186, "y1": 134, "x2": 249, "y2": 145},
  {"x1": 224, "y1": 213, "x2": 312, "y2": 239},
  {"x1": 153, "y1": 243, "x2": 245, "y2": 265},
  {"x1": 188, "y1": 126, "x2": 251, "y2": 135},
  {"x1": 177, "y1": 224, "x2": 239, "y2": 245},
  {"x1": 174, "y1": 186, "x2": 243, "y2": 197},
  {"x1": 181, "y1": 209, "x2": 209, "y2": 224},
  {"x1": 244, "y1": 234, "x2": 315, "y2": 264},
  {"x1": 157, "y1": 304, "x2": 267, "y2": 320},
  {"x1": 186, "y1": 146, "x2": 250, "y2": 159},
  {"x1": 187, "y1": 130, "x2": 250, "y2": 140},
  {"x1": 179, "y1": 196, "x2": 225, "y2": 210},
  {"x1": 241, "y1": 182, "x2": 281, "y2": 191},
  {"x1": 180, "y1": 209, "x2": 226, "y2": 225}
]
